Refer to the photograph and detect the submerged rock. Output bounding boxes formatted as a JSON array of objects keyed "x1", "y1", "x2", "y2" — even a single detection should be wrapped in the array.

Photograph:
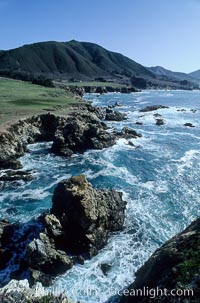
[
  {"x1": 116, "y1": 127, "x2": 142, "y2": 140},
  {"x1": 51, "y1": 175, "x2": 127, "y2": 256},
  {"x1": 100, "y1": 263, "x2": 112, "y2": 276},
  {"x1": 120, "y1": 218, "x2": 200, "y2": 302},
  {"x1": 153, "y1": 113, "x2": 162, "y2": 117},
  {"x1": 184, "y1": 123, "x2": 195, "y2": 127},
  {"x1": 155, "y1": 118, "x2": 165, "y2": 126},
  {"x1": 139, "y1": 105, "x2": 169, "y2": 112},
  {"x1": 135, "y1": 121, "x2": 143, "y2": 125}
]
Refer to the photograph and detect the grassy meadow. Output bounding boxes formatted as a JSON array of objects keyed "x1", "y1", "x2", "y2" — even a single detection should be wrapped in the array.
[
  {"x1": 0, "y1": 78, "x2": 81, "y2": 127},
  {"x1": 61, "y1": 81, "x2": 126, "y2": 88}
]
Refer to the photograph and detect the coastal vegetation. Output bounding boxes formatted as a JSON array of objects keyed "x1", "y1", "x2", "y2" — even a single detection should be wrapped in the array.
[{"x1": 0, "y1": 78, "x2": 80, "y2": 127}]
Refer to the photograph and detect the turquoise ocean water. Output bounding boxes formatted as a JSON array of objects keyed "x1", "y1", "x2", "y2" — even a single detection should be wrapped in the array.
[{"x1": 0, "y1": 90, "x2": 200, "y2": 302}]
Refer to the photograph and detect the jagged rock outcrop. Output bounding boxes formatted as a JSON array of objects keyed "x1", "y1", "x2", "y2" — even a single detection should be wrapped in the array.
[
  {"x1": 120, "y1": 218, "x2": 200, "y2": 303},
  {"x1": 139, "y1": 105, "x2": 169, "y2": 112},
  {"x1": 50, "y1": 175, "x2": 126, "y2": 256},
  {"x1": 51, "y1": 110, "x2": 141, "y2": 156},
  {"x1": 25, "y1": 175, "x2": 127, "y2": 285},
  {"x1": 51, "y1": 111, "x2": 116, "y2": 156},
  {"x1": 115, "y1": 127, "x2": 142, "y2": 140},
  {"x1": 67, "y1": 85, "x2": 138, "y2": 96},
  {"x1": 0, "y1": 113, "x2": 68, "y2": 169},
  {"x1": 105, "y1": 108, "x2": 127, "y2": 121}
]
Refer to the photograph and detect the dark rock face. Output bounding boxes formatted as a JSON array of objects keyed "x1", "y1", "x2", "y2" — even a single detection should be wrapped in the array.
[
  {"x1": 0, "y1": 159, "x2": 22, "y2": 170},
  {"x1": 0, "y1": 220, "x2": 15, "y2": 270},
  {"x1": 120, "y1": 218, "x2": 200, "y2": 303},
  {"x1": 184, "y1": 123, "x2": 195, "y2": 127},
  {"x1": 51, "y1": 175, "x2": 127, "y2": 256},
  {"x1": 51, "y1": 109, "x2": 141, "y2": 157},
  {"x1": 0, "y1": 113, "x2": 68, "y2": 170},
  {"x1": 51, "y1": 112, "x2": 116, "y2": 156},
  {"x1": 105, "y1": 108, "x2": 127, "y2": 121},
  {"x1": 139, "y1": 105, "x2": 169, "y2": 112}
]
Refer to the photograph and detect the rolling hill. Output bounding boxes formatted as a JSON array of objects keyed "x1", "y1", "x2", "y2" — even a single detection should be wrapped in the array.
[
  {"x1": 189, "y1": 69, "x2": 200, "y2": 81},
  {"x1": 0, "y1": 40, "x2": 153, "y2": 81},
  {"x1": 0, "y1": 40, "x2": 199, "y2": 89}
]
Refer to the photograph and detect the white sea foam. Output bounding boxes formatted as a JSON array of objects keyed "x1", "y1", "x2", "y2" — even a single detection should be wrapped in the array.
[
  {"x1": 172, "y1": 149, "x2": 200, "y2": 174},
  {"x1": 2, "y1": 91, "x2": 200, "y2": 302}
]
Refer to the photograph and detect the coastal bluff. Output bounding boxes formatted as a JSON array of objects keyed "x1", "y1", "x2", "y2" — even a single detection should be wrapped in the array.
[{"x1": 120, "y1": 218, "x2": 200, "y2": 302}]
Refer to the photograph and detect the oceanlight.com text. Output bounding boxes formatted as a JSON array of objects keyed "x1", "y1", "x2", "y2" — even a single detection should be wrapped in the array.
[{"x1": 36, "y1": 286, "x2": 194, "y2": 300}]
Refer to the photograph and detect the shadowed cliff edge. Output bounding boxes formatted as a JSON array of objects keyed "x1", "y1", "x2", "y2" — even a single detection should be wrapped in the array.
[{"x1": 119, "y1": 218, "x2": 200, "y2": 303}]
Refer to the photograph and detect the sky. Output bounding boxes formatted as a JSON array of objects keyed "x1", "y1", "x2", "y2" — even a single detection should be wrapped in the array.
[{"x1": 0, "y1": 0, "x2": 200, "y2": 73}]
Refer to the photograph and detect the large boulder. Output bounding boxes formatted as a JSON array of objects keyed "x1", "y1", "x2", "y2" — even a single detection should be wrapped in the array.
[
  {"x1": 51, "y1": 175, "x2": 127, "y2": 256},
  {"x1": 120, "y1": 218, "x2": 200, "y2": 302},
  {"x1": 24, "y1": 175, "x2": 126, "y2": 286}
]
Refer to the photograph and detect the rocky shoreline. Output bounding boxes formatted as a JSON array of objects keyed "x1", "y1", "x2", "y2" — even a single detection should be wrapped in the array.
[
  {"x1": 0, "y1": 103, "x2": 140, "y2": 173},
  {"x1": 60, "y1": 85, "x2": 138, "y2": 97},
  {"x1": 0, "y1": 102, "x2": 136, "y2": 301},
  {"x1": 0, "y1": 99, "x2": 200, "y2": 303}
]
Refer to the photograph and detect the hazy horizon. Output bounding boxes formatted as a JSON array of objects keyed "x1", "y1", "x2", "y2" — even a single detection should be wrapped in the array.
[{"x1": 1, "y1": 0, "x2": 200, "y2": 73}]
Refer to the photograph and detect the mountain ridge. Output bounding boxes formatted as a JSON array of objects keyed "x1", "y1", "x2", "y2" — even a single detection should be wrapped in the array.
[
  {"x1": 0, "y1": 40, "x2": 199, "y2": 89},
  {"x1": 147, "y1": 65, "x2": 200, "y2": 83},
  {"x1": 0, "y1": 40, "x2": 153, "y2": 81}
]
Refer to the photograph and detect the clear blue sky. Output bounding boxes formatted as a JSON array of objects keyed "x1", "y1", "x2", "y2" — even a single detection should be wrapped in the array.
[{"x1": 0, "y1": 0, "x2": 200, "y2": 73}]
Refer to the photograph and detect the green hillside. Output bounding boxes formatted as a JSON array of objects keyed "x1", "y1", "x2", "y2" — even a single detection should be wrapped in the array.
[{"x1": 0, "y1": 40, "x2": 153, "y2": 80}]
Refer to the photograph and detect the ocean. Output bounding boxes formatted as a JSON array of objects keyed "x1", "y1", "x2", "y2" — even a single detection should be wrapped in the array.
[{"x1": 0, "y1": 90, "x2": 200, "y2": 302}]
